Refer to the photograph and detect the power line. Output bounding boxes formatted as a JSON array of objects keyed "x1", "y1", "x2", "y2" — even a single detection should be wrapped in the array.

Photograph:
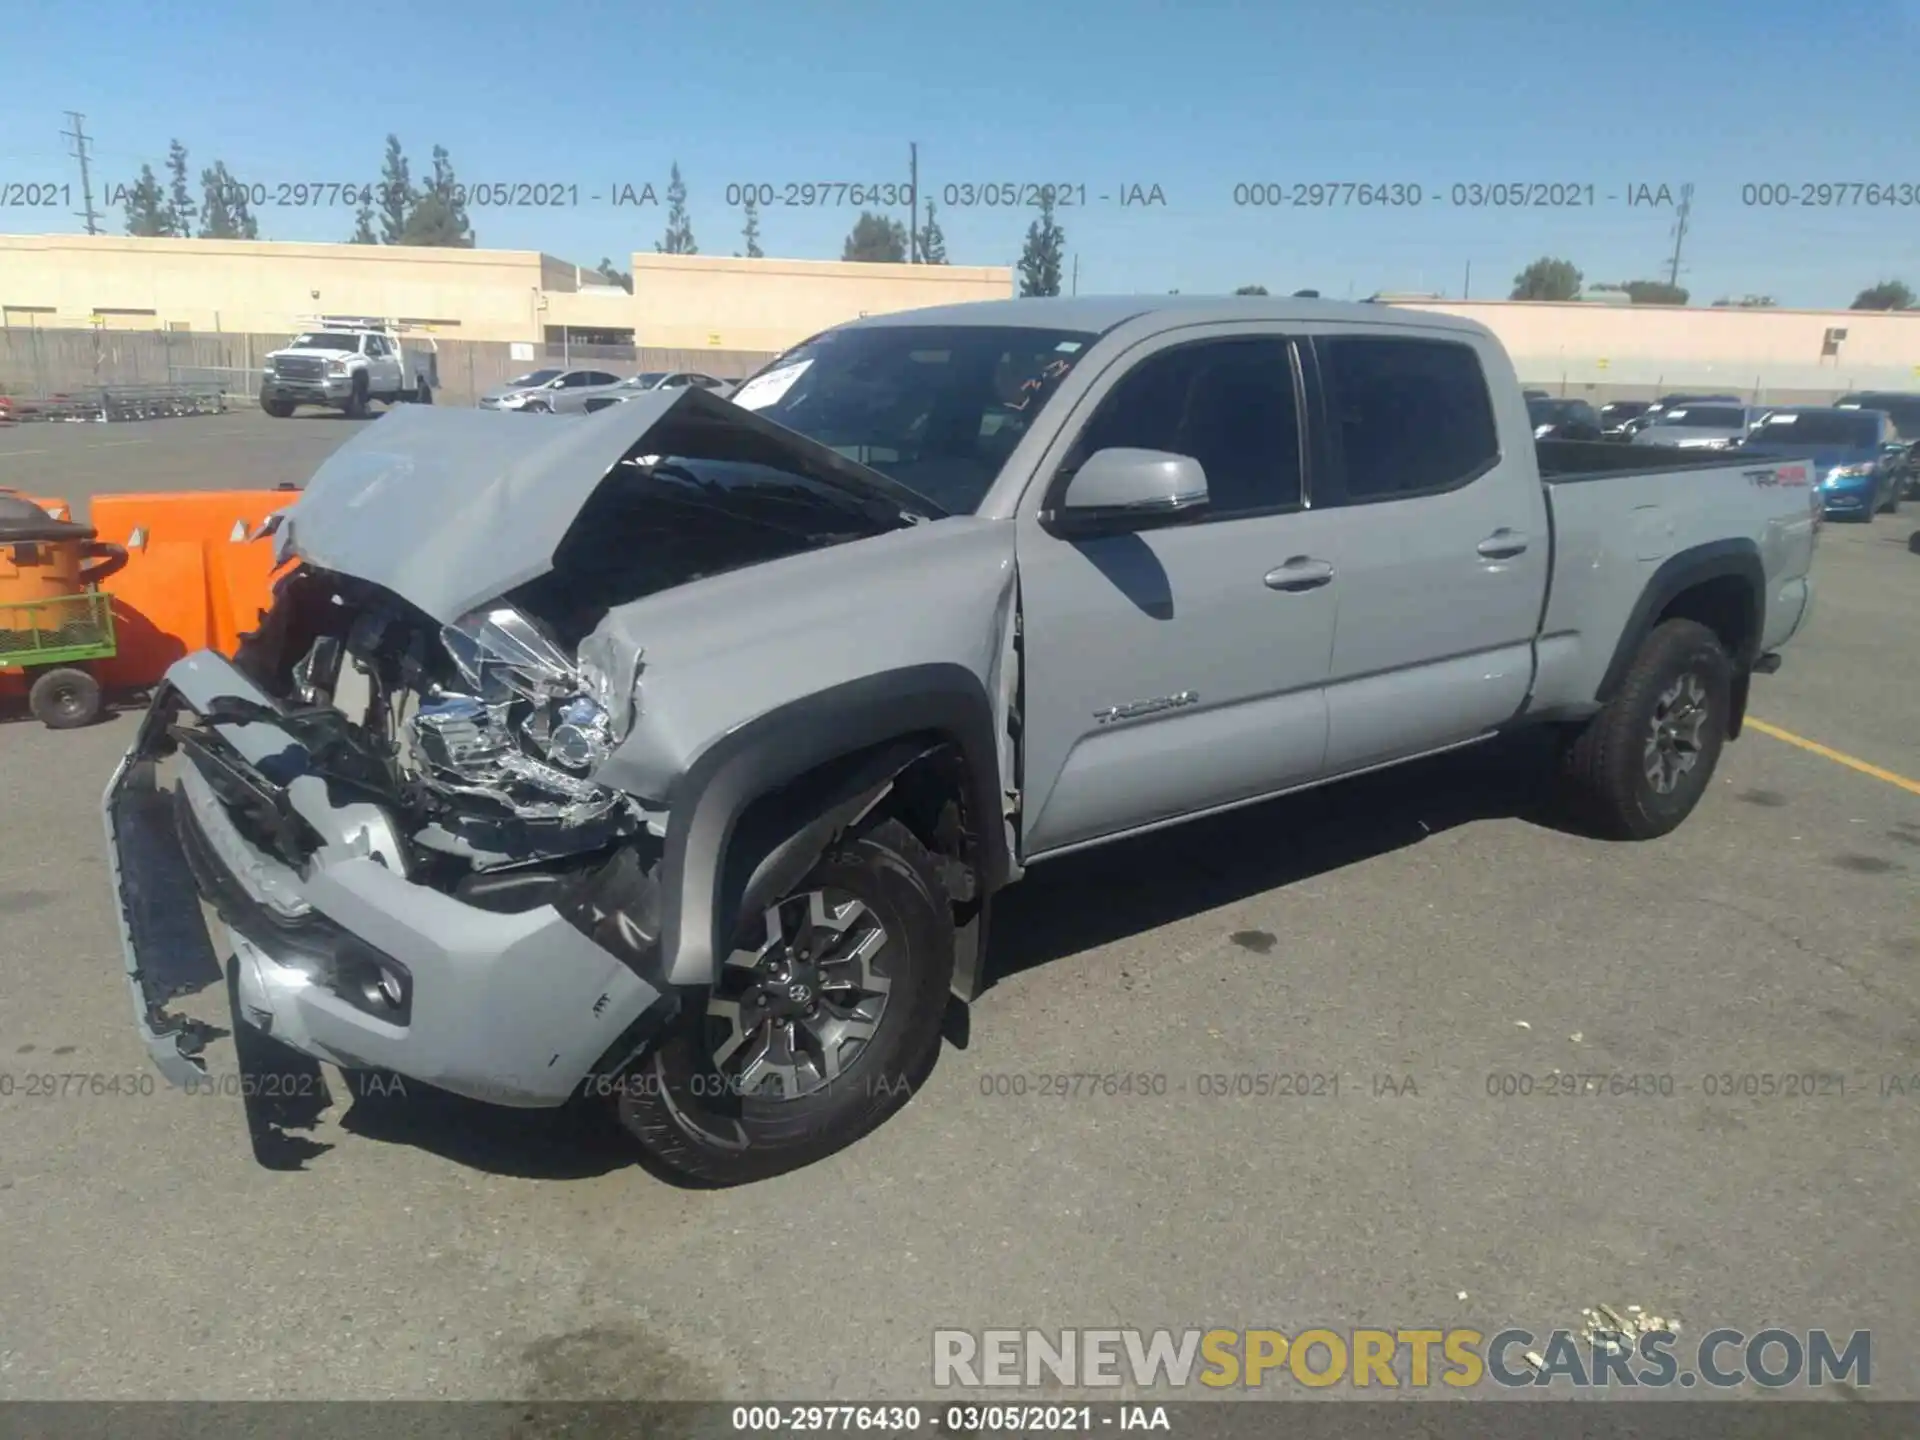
[{"x1": 62, "y1": 111, "x2": 101, "y2": 234}]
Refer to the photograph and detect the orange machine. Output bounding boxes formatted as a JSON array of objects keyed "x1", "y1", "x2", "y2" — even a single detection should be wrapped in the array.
[
  {"x1": 0, "y1": 487, "x2": 302, "y2": 705},
  {"x1": 82, "y1": 489, "x2": 303, "y2": 690}
]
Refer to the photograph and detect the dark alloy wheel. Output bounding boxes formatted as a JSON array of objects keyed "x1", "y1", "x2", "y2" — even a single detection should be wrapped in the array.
[
  {"x1": 28, "y1": 666, "x2": 103, "y2": 729},
  {"x1": 1561, "y1": 618, "x2": 1732, "y2": 840},
  {"x1": 615, "y1": 818, "x2": 953, "y2": 1185}
]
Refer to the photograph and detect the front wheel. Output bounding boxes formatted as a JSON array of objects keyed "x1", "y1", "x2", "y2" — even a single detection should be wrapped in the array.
[
  {"x1": 615, "y1": 818, "x2": 953, "y2": 1185},
  {"x1": 1560, "y1": 618, "x2": 1732, "y2": 840},
  {"x1": 342, "y1": 375, "x2": 369, "y2": 419},
  {"x1": 259, "y1": 397, "x2": 294, "y2": 418}
]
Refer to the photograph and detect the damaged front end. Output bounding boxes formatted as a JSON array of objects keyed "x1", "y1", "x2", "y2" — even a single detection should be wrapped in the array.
[
  {"x1": 101, "y1": 567, "x2": 677, "y2": 1107},
  {"x1": 101, "y1": 390, "x2": 951, "y2": 1109}
]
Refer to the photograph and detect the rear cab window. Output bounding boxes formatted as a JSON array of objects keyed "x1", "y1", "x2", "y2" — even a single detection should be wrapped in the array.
[{"x1": 1313, "y1": 335, "x2": 1500, "y2": 503}]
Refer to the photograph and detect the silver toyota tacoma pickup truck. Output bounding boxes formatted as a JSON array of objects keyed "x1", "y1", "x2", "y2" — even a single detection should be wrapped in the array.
[{"x1": 103, "y1": 297, "x2": 1819, "y2": 1184}]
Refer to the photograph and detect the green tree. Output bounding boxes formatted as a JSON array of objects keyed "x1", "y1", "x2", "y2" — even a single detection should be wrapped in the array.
[
  {"x1": 121, "y1": 164, "x2": 171, "y2": 236},
  {"x1": 378, "y1": 135, "x2": 413, "y2": 244},
  {"x1": 1623, "y1": 279, "x2": 1689, "y2": 305},
  {"x1": 740, "y1": 194, "x2": 764, "y2": 258},
  {"x1": 595, "y1": 258, "x2": 633, "y2": 292},
  {"x1": 1851, "y1": 279, "x2": 1914, "y2": 311},
  {"x1": 917, "y1": 199, "x2": 948, "y2": 263},
  {"x1": 1017, "y1": 189, "x2": 1065, "y2": 297},
  {"x1": 1234, "y1": 284, "x2": 1269, "y2": 295},
  {"x1": 1510, "y1": 256, "x2": 1582, "y2": 301},
  {"x1": 841, "y1": 210, "x2": 907, "y2": 262},
  {"x1": 197, "y1": 163, "x2": 258, "y2": 239},
  {"x1": 164, "y1": 139, "x2": 196, "y2": 237},
  {"x1": 656, "y1": 163, "x2": 697, "y2": 254},
  {"x1": 349, "y1": 201, "x2": 378, "y2": 244},
  {"x1": 399, "y1": 146, "x2": 475, "y2": 247}
]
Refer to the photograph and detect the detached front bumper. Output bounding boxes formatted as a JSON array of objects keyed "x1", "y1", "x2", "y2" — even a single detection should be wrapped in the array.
[{"x1": 101, "y1": 652, "x2": 671, "y2": 1107}]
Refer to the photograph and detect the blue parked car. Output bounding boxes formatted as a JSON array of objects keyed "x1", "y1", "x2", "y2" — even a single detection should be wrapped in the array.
[{"x1": 1742, "y1": 406, "x2": 1906, "y2": 521}]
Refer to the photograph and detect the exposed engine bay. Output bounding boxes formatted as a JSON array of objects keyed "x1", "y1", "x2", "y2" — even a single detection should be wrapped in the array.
[{"x1": 230, "y1": 566, "x2": 656, "y2": 887}]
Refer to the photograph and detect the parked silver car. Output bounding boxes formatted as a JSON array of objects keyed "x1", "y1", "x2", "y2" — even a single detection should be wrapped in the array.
[
  {"x1": 1630, "y1": 403, "x2": 1761, "y2": 451},
  {"x1": 582, "y1": 372, "x2": 736, "y2": 413},
  {"x1": 479, "y1": 367, "x2": 628, "y2": 413}
]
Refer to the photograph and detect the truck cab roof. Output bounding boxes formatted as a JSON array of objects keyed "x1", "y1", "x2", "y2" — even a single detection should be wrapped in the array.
[{"x1": 839, "y1": 294, "x2": 1491, "y2": 341}]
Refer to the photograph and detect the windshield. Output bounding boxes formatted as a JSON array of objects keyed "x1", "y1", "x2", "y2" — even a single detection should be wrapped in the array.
[
  {"x1": 507, "y1": 369, "x2": 563, "y2": 388},
  {"x1": 1657, "y1": 406, "x2": 1746, "y2": 428},
  {"x1": 289, "y1": 333, "x2": 360, "y2": 351},
  {"x1": 1748, "y1": 411, "x2": 1881, "y2": 447},
  {"x1": 729, "y1": 324, "x2": 1098, "y2": 514}
]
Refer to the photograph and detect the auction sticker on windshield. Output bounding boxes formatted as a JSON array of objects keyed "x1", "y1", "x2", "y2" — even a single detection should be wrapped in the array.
[{"x1": 731, "y1": 359, "x2": 813, "y2": 411}]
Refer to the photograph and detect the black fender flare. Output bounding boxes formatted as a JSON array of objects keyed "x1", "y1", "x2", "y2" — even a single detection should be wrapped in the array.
[
  {"x1": 1593, "y1": 538, "x2": 1765, "y2": 708},
  {"x1": 656, "y1": 664, "x2": 1009, "y2": 990}
]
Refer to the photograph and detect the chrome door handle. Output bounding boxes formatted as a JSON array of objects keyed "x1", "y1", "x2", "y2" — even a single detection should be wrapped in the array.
[
  {"x1": 1263, "y1": 557, "x2": 1335, "y2": 592},
  {"x1": 1477, "y1": 529, "x2": 1529, "y2": 559}
]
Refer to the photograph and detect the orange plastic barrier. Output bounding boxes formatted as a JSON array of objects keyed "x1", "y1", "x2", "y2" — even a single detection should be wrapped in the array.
[{"x1": 83, "y1": 490, "x2": 301, "y2": 690}]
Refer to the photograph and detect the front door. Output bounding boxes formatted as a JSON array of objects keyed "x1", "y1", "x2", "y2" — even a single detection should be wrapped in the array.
[{"x1": 1015, "y1": 330, "x2": 1336, "y2": 856}]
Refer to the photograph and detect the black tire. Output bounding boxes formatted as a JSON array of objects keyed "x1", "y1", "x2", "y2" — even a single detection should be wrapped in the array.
[
  {"x1": 525, "y1": 400, "x2": 551, "y2": 414},
  {"x1": 259, "y1": 397, "x2": 294, "y2": 418},
  {"x1": 416, "y1": 381, "x2": 433, "y2": 405},
  {"x1": 343, "y1": 375, "x2": 369, "y2": 419},
  {"x1": 616, "y1": 817, "x2": 953, "y2": 1186},
  {"x1": 28, "y1": 666, "x2": 102, "y2": 729},
  {"x1": 1560, "y1": 619, "x2": 1732, "y2": 841}
]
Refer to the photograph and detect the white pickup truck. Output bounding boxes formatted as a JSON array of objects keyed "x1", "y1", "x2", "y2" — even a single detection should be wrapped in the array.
[{"x1": 260, "y1": 322, "x2": 435, "y2": 419}]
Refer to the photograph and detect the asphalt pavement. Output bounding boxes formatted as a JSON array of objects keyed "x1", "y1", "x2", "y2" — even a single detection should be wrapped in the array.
[{"x1": 0, "y1": 411, "x2": 1915, "y2": 1404}]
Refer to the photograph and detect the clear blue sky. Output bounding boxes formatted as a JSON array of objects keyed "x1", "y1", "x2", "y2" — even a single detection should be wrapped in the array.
[{"x1": 4, "y1": 0, "x2": 1918, "y2": 307}]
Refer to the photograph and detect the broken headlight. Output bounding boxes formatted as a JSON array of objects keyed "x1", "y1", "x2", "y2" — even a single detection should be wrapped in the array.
[{"x1": 407, "y1": 604, "x2": 622, "y2": 824}]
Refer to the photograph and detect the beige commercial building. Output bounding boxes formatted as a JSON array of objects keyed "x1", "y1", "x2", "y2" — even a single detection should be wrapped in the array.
[
  {"x1": 1383, "y1": 298, "x2": 1920, "y2": 395},
  {"x1": 0, "y1": 233, "x2": 1014, "y2": 352}
]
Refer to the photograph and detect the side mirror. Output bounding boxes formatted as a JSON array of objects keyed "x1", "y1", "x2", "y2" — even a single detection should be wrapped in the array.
[{"x1": 1043, "y1": 448, "x2": 1209, "y2": 538}]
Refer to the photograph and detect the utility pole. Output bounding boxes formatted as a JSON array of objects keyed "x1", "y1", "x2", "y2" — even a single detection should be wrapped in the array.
[
  {"x1": 909, "y1": 142, "x2": 919, "y2": 264},
  {"x1": 1463, "y1": 260, "x2": 1471, "y2": 299},
  {"x1": 1071, "y1": 253, "x2": 1079, "y2": 296},
  {"x1": 1665, "y1": 182, "x2": 1694, "y2": 288},
  {"x1": 63, "y1": 111, "x2": 101, "y2": 234}
]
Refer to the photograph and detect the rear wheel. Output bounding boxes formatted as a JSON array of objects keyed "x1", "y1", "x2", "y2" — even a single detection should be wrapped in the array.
[
  {"x1": 1560, "y1": 619, "x2": 1731, "y2": 840},
  {"x1": 28, "y1": 666, "x2": 102, "y2": 729},
  {"x1": 415, "y1": 381, "x2": 433, "y2": 405},
  {"x1": 615, "y1": 818, "x2": 953, "y2": 1185}
]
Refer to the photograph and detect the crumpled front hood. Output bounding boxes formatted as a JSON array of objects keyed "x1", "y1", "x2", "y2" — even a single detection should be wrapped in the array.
[{"x1": 275, "y1": 387, "x2": 944, "y2": 624}]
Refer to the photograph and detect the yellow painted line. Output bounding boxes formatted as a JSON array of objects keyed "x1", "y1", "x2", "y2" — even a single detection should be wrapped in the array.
[{"x1": 1748, "y1": 718, "x2": 1920, "y2": 797}]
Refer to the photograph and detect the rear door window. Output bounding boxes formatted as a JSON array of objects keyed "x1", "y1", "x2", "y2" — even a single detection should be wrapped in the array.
[{"x1": 1314, "y1": 336, "x2": 1500, "y2": 503}]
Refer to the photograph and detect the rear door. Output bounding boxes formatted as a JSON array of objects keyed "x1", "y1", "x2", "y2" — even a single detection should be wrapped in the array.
[
  {"x1": 1015, "y1": 327, "x2": 1336, "y2": 856},
  {"x1": 1305, "y1": 332, "x2": 1550, "y2": 774}
]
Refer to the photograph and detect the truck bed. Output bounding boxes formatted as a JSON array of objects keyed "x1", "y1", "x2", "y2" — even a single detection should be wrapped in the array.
[{"x1": 1535, "y1": 438, "x2": 1782, "y2": 481}]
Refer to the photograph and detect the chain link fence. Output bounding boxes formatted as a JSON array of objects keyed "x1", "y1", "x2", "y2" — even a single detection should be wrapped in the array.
[{"x1": 0, "y1": 329, "x2": 780, "y2": 411}]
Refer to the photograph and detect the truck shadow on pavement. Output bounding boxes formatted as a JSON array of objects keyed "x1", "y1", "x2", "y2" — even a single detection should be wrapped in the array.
[
  {"x1": 292, "y1": 731, "x2": 1585, "y2": 1183},
  {"x1": 985, "y1": 728, "x2": 1585, "y2": 987}
]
